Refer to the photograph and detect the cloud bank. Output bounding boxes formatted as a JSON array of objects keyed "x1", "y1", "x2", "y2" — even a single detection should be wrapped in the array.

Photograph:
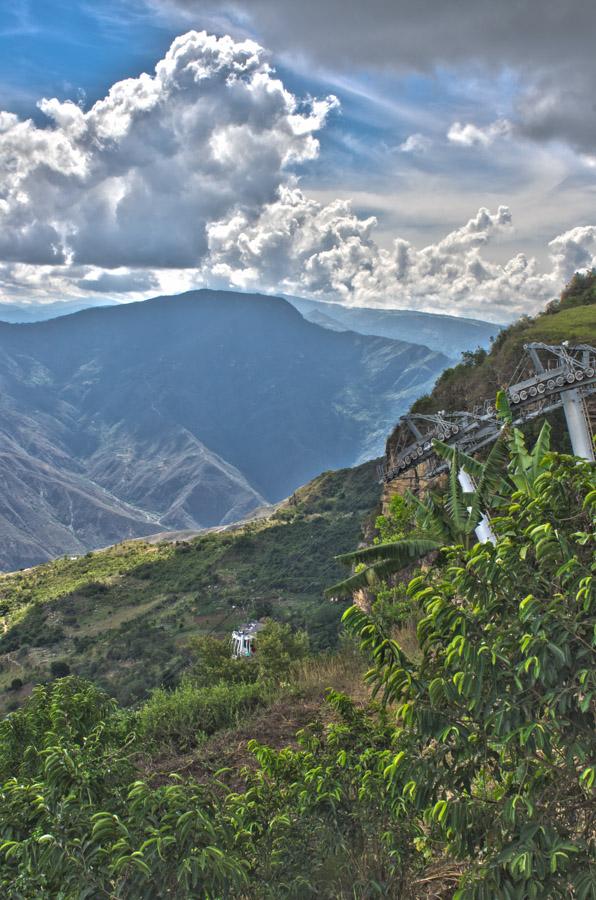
[
  {"x1": 205, "y1": 191, "x2": 596, "y2": 319},
  {"x1": 1, "y1": 29, "x2": 595, "y2": 322}
]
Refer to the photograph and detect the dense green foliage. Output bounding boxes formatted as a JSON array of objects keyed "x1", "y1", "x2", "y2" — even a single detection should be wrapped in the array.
[
  {"x1": 138, "y1": 680, "x2": 268, "y2": 751},
  {"x1": 548, "y1": 269, "x2": 596, "y2": 314},
  {"x1": 344, "y1": 452, "x2": 596, "y2": 897}
]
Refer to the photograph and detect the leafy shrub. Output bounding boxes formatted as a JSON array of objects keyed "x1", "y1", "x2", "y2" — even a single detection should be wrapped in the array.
[
  {"x1": 78, "y1": 580, "x2": 109, "y2": 596},
  {"x1": 0, "y1": 677, "x2": 133, "y2": 788},
  {"x1": 187, "y1": 634, "x2": 258, "y2": 686},
  {"x1": 223, "y1": 690, "x2": 415, "y2": 897},
  {"x1": 374, "y1": 492, "x2": 416, "y2": 543},
  {"x1": 344, "y1": 452, "x2": 596, "y2": 897},
  {"x1": 50, "y1": 660, "x2": 71, "y2": 678},
  {"x1": 255, "y1": 620, "x2": 309, "y2": 684},
  {"x1": 0, "y1": 677, "x2": 247, "y2": 898},
  {"x1": 288, "y1": 599, "x2": 348, "y2": 651},
  {"x1": 371, "y1": 579, "x2": 419, "y2": 630}
]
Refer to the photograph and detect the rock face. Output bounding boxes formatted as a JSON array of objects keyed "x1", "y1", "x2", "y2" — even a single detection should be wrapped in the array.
[{"x1": 0, "y1": 290, "x2": 448, "y2": 570}]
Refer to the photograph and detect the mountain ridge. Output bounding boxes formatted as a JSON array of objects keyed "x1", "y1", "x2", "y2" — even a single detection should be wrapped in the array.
[{"x1": 285, "y1": 294, "x2": 501, "y2": 356}]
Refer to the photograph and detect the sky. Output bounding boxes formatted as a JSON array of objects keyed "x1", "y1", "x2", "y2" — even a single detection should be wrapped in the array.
[{"x1": 1, "y1": 1, "x2": 596, "y2": 322}]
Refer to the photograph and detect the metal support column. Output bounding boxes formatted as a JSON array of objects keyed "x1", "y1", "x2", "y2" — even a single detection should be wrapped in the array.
[
  {"x1": 561, "y1": 389, "x2": 595, "y2": 461},
  {"x1": 457, "y1": 468, "x2": 496, "y2": 545}
]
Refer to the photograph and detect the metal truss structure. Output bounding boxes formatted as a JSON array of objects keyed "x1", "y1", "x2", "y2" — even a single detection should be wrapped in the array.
[{"x1": 383, "y1": 343, "x2": 596, "y2": 484}]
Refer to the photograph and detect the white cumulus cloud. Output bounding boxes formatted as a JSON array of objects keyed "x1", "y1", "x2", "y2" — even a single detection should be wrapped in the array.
[
  {"x1": 447, "y1": 118, "x2": 512, "y2": 147},
  {"x1": 203, "y1": 194, "x2": 564, "y2": 319},
  {"x1": 0, "y1": 30, "x2": 336, "y2": 270}
]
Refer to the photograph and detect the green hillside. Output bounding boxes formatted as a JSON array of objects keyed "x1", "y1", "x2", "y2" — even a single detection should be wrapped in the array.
[
  {"x1": 0, "y1": 461, "x2": 380, "y2": 710},
  {"x1": 0, "y1": 416, "x2": 592, "y2": 899}
]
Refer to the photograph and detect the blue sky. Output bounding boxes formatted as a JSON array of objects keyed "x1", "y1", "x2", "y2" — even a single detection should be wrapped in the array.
[
  {"x1": 0, "y1": 0, "x2": 595, "y2": 320},
  {"x1": 0, "y1": 1, "x2": 173, "y2": 114}
]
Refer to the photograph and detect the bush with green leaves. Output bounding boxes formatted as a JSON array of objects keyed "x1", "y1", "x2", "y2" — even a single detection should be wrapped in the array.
[
  {"x1": 369, "y1": 580, "x2": 419, "y2": 631},
  {"x1": 223, "y1": 689, "x2": 416, "y2": 898},
  {"x1": 0, "y1": 677, "x2": 250, "y2": 898},
  {"x1": 50, "y1": 659, "x2": 71, "y2": 679},
  {"x1": 0, "y1": 677, "x2": 131, "y2": 783},
  {"x1": 187, "y1": 634, "x2": 258, "y2": 686},
  {"x1": 254, "y1": 619, "x2": 310, "y2": 684},
  {"x1": 374, "y1": 492, "x2": 416, "y2": 544}
]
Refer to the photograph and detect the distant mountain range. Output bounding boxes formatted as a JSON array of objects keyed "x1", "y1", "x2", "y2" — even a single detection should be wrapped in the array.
[
  {"x1": 0, "y1": 299, "x2": 115, "y2": 324},
  {"x1": 0, "y1": 290, "x2": 449, "y2": 570},
  {"x1": 0, "y1": 295, "x2": 499, "y2": 359},
  {"x1": 285, "y1": 296, "x2": 500, "y2": 357}
]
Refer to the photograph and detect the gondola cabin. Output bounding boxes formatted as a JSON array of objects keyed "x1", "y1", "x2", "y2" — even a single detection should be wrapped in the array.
[{"x1": 231, "y1": 621, "x2": 265, "y2": 658}]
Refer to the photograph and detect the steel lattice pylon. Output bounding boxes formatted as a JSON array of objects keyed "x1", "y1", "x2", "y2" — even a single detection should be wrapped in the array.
[{"x1": 383, "y1": 343, "x2": 596, "y2": 483}]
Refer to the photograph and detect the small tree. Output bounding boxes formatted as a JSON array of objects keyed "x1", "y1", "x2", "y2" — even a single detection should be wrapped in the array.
[
  {"x1": 187, "y1": 635, "x2": 257, "y2": 685},
  {"x1": 255, "y1": 620, "x2": 309, "y2": 683},
  {"x1": 50, "y1": 660, "x2": 71, "y2": 679}
]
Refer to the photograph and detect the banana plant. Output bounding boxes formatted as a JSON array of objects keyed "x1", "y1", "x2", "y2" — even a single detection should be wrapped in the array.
[
  {"x1": 325, "y1": 435, "x2": 508, "y2": 599},
  {"x1": 495, "y1": 389, "x2": 552, "y2": 496},
  {"x1": 326, "y1": 394, "x2": 556, "y2": 599},
  {"x1": 435, "y1": 391, "x2": 552, "y2": 498}
]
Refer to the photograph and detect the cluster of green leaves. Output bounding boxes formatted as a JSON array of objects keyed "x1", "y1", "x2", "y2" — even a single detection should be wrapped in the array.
[
  {"x1": 189, "y1": 620, "x2": 309, "y2": 687},
  {"x1": 547, "y1": 269, "x2": 596, "y2": 314},
  {"x1": 187, "y1": 634, "x2": 260, "y2": 686},
  {"x1": 223, "y1": 691, "x2": 416, "y2": 897},
  {"x1": 252, "y1": 620, "x2": 310, "y2": 684},
  {"x1": 374, "y1": 493, "x2": 416, "y2": 544},
  {"x1": 137, "y1": 680, "x2": 268, "y2": 752},
  {"x1": 0, "y1": 675, "x2": 407, "y2": 898}
]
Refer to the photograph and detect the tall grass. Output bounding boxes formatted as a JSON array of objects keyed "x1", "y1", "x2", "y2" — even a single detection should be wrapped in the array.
[
  {"x1": 137, "y1": 679, "x2": 268, "y2": 751},
  {"x1": 291, "y1": 643, "x2": 367, "y2": 698}
]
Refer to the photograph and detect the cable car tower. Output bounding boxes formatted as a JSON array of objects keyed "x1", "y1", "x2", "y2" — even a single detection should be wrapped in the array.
[{"x1": 383, "y1": 342, "x2": 596, "y2": 486}]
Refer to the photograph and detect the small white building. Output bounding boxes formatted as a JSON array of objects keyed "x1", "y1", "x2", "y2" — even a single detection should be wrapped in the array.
[{"x1": 231, "y1": 621, "x2": 265, "y2": 658}]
